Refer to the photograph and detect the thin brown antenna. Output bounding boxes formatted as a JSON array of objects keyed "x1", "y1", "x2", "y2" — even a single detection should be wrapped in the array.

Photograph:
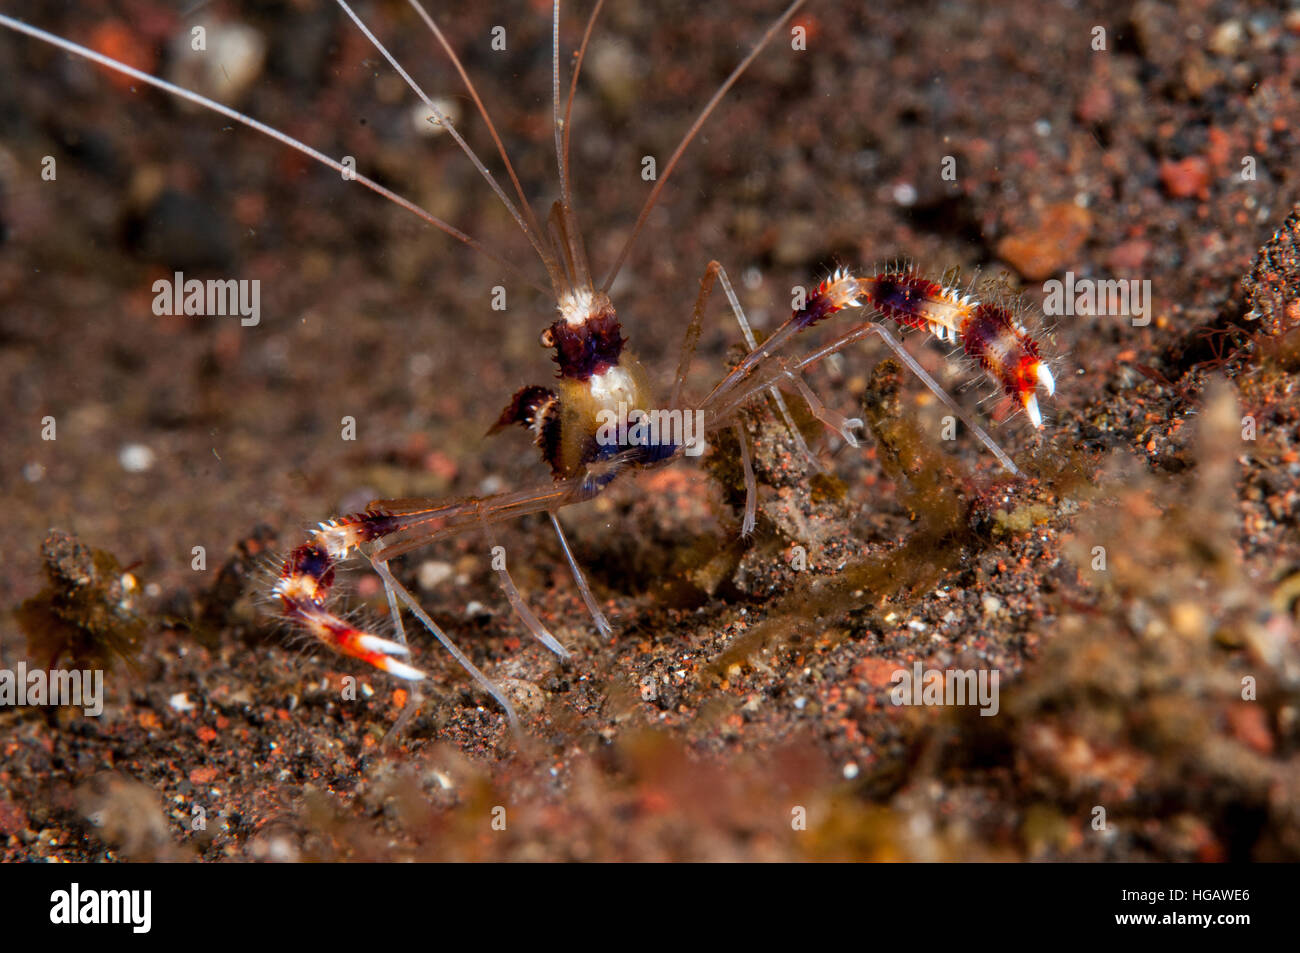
[
  {"x1": 0, "y1": 12, "x2": 550, "y2": 295},
  {"x1": 600, "y1": 0, "x2": 807, "y2": 294},
  {"x1": 334, "y1": 0, "x2": 568, "y2": 295}
]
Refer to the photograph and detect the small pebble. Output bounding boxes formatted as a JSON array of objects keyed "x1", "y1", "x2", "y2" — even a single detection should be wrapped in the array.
[
  {"x1": 892, "y1": 182, "x2": 918, "y2": 206},
  {"x1": 1208, "y1": 20, "x2": 1244, "y2": 56},
  {"x1": 169, "y1": 21, "x2": 267, "y2": 101},
  {"x1": 410, "y1": 98, "x2": 460, "y2": 136},
  {"x1": 119, "y1": 443, "x2": 155, "y2": 473},
  {"x1": 408, "y1": 352, "x2": 435, "y2": 378},
  {"x1": 266, "y1": 836, "x2": 299, "y2": 863},
  {"x1": 417, "y1": 560, "x2": 454, "y2": 591},
  {"x1": 996, "y1": 202, "x2": 1093, "y2": 280},
  {"x1": 1159, "y1": 156, "x2": 1211, "y2": 199}
]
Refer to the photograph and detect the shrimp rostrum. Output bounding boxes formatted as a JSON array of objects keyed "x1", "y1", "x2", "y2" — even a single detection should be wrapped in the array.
[{"x1": 0, "y1": 1, "x2": 1056, "y2": 734}]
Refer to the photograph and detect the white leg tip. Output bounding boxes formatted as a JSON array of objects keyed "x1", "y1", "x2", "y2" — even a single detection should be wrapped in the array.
[
  {"x1": 378, "y1": 657, "x2": 427, "y2": 681},
  {"x1": 537, "y1": 631, "x2": 571, "y2": 661},
  {"x1": 836, "y1": 417, "x2": 864, "y2": 447},
  {"x1": 1036, "y1": 362, "x2": 1056, "y2": 397},
  {"x1": 357, "y1": 633, "x2": 410, "y2": 656},
  {"x1": 1024, "y1": 394, "x2": 1043, "y2": 429}
]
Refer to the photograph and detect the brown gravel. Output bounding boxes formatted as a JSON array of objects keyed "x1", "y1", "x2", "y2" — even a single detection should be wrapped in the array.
[{"x1": 1, "y1": 0, "x2": 1298, "y2": 862}]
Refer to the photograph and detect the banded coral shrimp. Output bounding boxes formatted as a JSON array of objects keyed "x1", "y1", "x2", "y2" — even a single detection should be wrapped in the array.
[{"x1": 0, "y1": 0, "x2": 1059, "y2": 741}]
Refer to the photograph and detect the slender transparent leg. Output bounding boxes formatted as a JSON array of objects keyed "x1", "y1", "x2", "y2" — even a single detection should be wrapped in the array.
[
  {"x1": 734, "y1": 423, "x2": 758, "y2": 537},
  {"x1": 379, "y1": 566, "x2": 409, "y2": 650},
  {"x1": 491, "y1": 542, "x2": 570, "y2": 660},
  {"x1": 714, "y1": 263, "x2": 823, "y2": 471},
  {"x1": 370, "y1": 560, "x2": 521, "y2": 736},
  {"x1": 774, "y1": 363, "x2": 864, "y2": 447},
  {"x1": 373, "y1": 560, "x2": 423, "y2": 744},
  {"x1": 669, "y1": 262, "x2": 716, "y2": 409},
  {"x1": 796, "y1": 322, "x2": 1025, "y2": 478},
  {"x1": 550, "y1": 512, "x2": 614, "y2": 639}
]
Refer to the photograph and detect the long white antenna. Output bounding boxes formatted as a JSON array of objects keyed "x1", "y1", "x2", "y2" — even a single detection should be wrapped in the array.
[
  {"x1": 334, "y1": 0, "x2": 565, "y2": 293},
  {"x1": 404, "y1": 0, "x2": 553, "y2": 272},
  {"x1": 0, "y1": 12, "x2": 549, "y2": 294},
  {"x1": 550, "y1": 0, "x2": 591, "y2": 291},
  {"x1": 601, "y1": 0, "x2": 807, "y2": 293}
]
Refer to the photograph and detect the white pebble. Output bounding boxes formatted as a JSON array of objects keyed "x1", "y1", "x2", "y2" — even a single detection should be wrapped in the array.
[
  {"x1": 266, "y1": 836, "x2": 299, "y2": 863},
  {"x1": 169, "y1": 21, "x2": 267, "y2": 102},
  {"x1": 408, "y1": 352, "x2": 435, "y2": 378},
  {"x1": 417, "y1": 560, "x2": 454, "y2": 591},
  {"x1": 411, "y1": 98, "x2": 460, "y2": 136},
  {"x1": 119, "y1": 443, "x2": 155, "y2": 473}
]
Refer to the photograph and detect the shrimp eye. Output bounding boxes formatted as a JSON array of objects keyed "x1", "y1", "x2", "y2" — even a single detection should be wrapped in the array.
[{"x1": 539, "y1": 327, "x2": 554, "y2": 348}]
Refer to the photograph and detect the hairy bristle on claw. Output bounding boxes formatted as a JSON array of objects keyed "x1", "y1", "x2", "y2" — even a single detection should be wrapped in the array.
[
  {"x1": 787, "y1": 267, "x2": 1056, "y2": 428},
  {"x1": 275, "y1": 541, "x2": 425, "y2": 681}
]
